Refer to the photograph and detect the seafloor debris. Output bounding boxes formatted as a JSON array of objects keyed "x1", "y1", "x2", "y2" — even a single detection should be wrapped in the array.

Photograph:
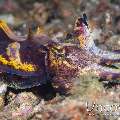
[{"x1": 0, "y1": 0, "x2": 120, "y2": 120}]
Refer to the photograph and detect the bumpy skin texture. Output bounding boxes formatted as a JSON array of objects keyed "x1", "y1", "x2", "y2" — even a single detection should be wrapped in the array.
[{"x1": 0, "y1": 14, "x2": 120, "y2": 93}]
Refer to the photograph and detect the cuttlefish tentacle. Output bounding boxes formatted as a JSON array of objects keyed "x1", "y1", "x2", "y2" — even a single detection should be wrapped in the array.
[
  {"x1": 82, "y1": 64, "x2": 120, "y2": 80},
  {"x1": 99, "y1": 58, "x2": 120, "y2": 65},
  {"x1": 64, "y1": 45, "x2": 120, "y2": 80},
  {"x1": 73, "y1": 14, "x2": 120, "y2": 64},
  {"x1": 88, "y1": 42, "x2": 120, "y2": 63}
]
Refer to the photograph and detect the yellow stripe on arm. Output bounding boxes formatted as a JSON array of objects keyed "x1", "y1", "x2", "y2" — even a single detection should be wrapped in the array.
[{"x1": 0, "y1": 20, "x2": 15, "y2": 37}]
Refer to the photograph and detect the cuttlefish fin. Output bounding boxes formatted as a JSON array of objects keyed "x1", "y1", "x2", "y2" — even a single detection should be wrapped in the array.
[
  {"x1": 0, "y1": 20, "x2": 25, "y2": 42},
  {"x1": 0, "y1": 20, "x2": 15, "y2": 37}
]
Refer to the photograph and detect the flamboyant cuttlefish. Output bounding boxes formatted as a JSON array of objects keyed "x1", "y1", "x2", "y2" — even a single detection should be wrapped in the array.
[{"x1": 0, "y1": 14, "x2": 120, "y2": 98}]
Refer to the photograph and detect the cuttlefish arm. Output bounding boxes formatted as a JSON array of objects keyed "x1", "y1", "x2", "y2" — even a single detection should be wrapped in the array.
[
  {"x1": 73, "y1": 14, "x2": 120, "y2": 64},
  {"x1": 82, "y1": 63, "x2": 120, "y2": 80},
  {"x1": 89, "y1": 43, "x2": 120, "y2": 63},
  {"x1": 65, "y1": 46, "x2": 120, "y2": 80}
]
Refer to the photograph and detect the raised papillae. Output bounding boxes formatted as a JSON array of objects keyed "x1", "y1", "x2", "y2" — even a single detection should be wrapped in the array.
[{"x1": 0, "y1": 14, "x2": 120, "y2": 94}]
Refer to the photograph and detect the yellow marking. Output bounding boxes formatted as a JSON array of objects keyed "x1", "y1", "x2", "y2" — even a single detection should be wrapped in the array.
[
  {"x1": 0, "y1": 21, "x2": 37, "y2": 72},
  {"x1": 55, "y1": 45, "x2": 63, "y2": 50},
  {"x1": 0, "y1": 55, "x2": 36, "y2": 72},
  {"x1": 63, "y1": 60, "x2": 75, "y2": 69},
  {"x1": 78, "y1": 35, "x2": 86, "y2": 48},
  {"x1": 0, "y1": 20, "x2": 14, "y2": 37},
  {"x1": 6, "y1": 42, "x2": 21, "y2": 62},
  {"x1": 49, "y1": 45, "x2": 76, "y2": 70},
  {"x1": 35, "y1": 26, "x2": 45, "y2": 35},
  {"x1": 0, "y1": 96, "x2": 4, "y2": 109},
  {"x1": 89, "y1": 20, "x2": 96, "y2": 31}
]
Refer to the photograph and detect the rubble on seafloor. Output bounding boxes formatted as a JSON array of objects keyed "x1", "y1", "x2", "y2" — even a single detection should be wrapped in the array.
[
  {"x1": 0, "y1": 0, "x2": 119, "y2": 120},
  {"x1": 0, "y1": 73, "x2": 119, "y2": 120}
]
